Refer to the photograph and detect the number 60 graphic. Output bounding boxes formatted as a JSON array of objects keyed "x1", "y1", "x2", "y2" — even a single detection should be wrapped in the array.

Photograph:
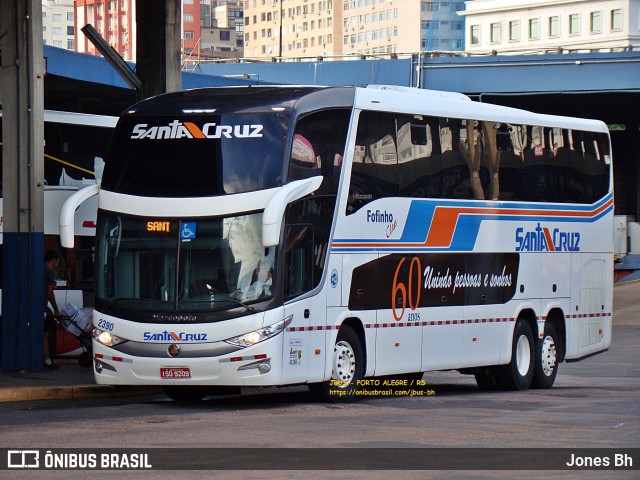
[{"x1": 392, "y1": 256, "x2": 422, "y2": 321}]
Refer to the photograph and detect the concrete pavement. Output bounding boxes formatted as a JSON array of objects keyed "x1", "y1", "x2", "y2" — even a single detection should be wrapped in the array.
[
  {"x1": 0, "y1": 358, "x2": 161, "y2": 402},
  {"x1": 1, "y1": 281, "x2": 638, "y2": 403}
]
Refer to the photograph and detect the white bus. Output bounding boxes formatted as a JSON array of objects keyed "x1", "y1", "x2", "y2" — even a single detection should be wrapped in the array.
[
  {"x1": 1, "y1": 109, "x2": 117, "y2": 356},
  {"x1": 61, "y1": 86, "x2": 613, "y2": 401}
]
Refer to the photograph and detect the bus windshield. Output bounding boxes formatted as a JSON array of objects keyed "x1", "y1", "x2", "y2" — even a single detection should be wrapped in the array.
[
  {"x1": 95, "y1": 211, "x2": 275, "y2": 319},
  {"x1": 101, "y1": 112, "x2": 289, "y2": 197}
]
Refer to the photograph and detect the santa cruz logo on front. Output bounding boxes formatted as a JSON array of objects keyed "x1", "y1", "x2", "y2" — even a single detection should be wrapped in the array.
[
  {"x1": 130, "y1": 120, "x2": 263, "y2": 140},
  {"x1": 143, "y1": 331, "x2": 208, "y2": 341},
  {"x1": 515, "y1": 223, "x2": 580, "y2": 252}
]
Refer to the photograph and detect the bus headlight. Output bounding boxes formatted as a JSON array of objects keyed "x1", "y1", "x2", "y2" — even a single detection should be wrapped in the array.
[
  {"x1": 93, "y1": 328, "x2": 127, "y2": 347},
  {"x1": 224, "y1": 315, "x2": 293, "y2": 348}
]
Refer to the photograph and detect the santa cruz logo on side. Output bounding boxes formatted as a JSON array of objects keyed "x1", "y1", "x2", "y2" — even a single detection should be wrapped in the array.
[
  {"x1": 515, "y1": 223, "x2": 580, "y2": 252},
  {"x1": 130, "y1": 120, "x2": 264, "y2": 140}
]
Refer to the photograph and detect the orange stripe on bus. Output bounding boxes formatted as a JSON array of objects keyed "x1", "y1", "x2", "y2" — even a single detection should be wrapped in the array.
[{"x1": 184, "y1": 122, "x2": 206, "y2": 139}]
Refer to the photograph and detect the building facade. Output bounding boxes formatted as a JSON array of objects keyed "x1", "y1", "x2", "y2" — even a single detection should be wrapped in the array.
[
  {"x1": 42, "y1": 0, "x2": 76, "y2": 50},
  {"x1": 75, "y1": 0, "x2": 137, "y2": 61},
  {"x1": 243, "y1": 1, "x2": 466, "y2": 60},
  {"x1": 73, "y1": 0, "x2": 201, "y2": 62},
  {"x1": 460, "y1": 0, "x2": 640, "y2": 54},
  {"x1": 199, "y1": 0, "x2": 244, "y2": 58},
  {"x1": 242, "y1": 0, "x2": 340, "y2": 59}
]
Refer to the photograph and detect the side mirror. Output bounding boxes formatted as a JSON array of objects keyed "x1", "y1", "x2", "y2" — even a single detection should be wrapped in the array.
[
  {"x1": 59, "y1": 184, "x2": 100, "y2": 248},
  {"x1": 262, "y1": 176, "x2": 322, "y2": 247}
]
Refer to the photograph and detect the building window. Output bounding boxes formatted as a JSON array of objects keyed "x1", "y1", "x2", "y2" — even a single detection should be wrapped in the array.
[
  {"x1": 610, "y1": 9, "x2": 622, "y2": 31},
  {"x1": 421, "y1": 2, "x2": 439, "y2": 12},
  {"x1": 490, "y1": 22, "x2": 500, "y2": 43},
  {"x1": 184, "y1": 31, "x2": 194, "y2": 39},
  {"x1": 67, "y1": 39, "x2": 75, "y2": 49},
  {"x1": 52, "y1": 26, "x2": 62, "y2": 35},
  {"x1": 470, "y1": 24, "x2": 480, "y2": 45},
  {"x1": 67, "y1": 26, "x2": 74, "y2": 36},
  {"x1": 569, "y1": 14, "x2": 580, "y2": 35},
  {"x1": 184, "y1": 12, "x2": 194, "y2": 23},
  {"x1": 529, "y1": 17, "x2": 539, "y2": 40},
  {"x1": 53, "y1": 14, "x2": 62, "y2": 22},
  {"x1": 509, "y1": 20, "x2": 520, "y2": 42},
  {"x1": 549, "y1": 16, "x2": 560, "y2": 38},
  {"x1": 67, "y1": 12, "x2": 74, "y2": 21},
  {"x1": 590, "y1": 11, "x2": 602, "y2": 33},
  {"x1": 220, "y1": 30, "x2": 231, "y2": 41}
]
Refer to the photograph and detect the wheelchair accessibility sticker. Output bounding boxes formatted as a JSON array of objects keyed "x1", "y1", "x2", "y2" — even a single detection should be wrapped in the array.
[{"x1": 181, "y1": 222, "x2": 197, "y2": 240}]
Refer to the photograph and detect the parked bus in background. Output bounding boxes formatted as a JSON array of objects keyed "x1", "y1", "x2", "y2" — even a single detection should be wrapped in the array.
[
  {"x1": 61, "y1": 86, "x2": 613, "y2": 401},
  {"x1": 0, "y1": 109, "x2": 117, "y2": 356}
]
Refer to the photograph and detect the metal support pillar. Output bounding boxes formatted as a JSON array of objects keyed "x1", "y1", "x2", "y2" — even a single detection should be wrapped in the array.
[
  {"x1": 0, "y1": 0, "x2": 45, "y2": 372},
  {"x1": 136, "y1": 0, "x2": 182, "y2": 98}
]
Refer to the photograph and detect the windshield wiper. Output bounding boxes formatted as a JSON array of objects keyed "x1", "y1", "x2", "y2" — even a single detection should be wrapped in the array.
[
  {"x1": 178, "y1": 297, "x2": 255, "y2": 312},
  {"x1": 102, "y1": 297, "x2": 155, "y2": 314},
  {"x1": 220, "y1": 297, "x2": 255, "y2": 312}
]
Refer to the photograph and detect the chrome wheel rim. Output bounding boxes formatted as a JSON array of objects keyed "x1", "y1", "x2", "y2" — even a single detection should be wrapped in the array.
[
  {"x1": 332, "y1": 341, "x2": 356, "y2": 386},
  {"x1": 516, "y1": 334, "x2": 531, "y2": 377},
  {"x1": 540, "y1": 335, "x2": 557, "y2": 376}
]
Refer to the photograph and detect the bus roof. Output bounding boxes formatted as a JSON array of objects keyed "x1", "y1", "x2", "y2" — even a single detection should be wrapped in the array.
[
  {"x1": 121, "y1": 85, "x2": 608, "y2": 134},
  {"x1": 354, "y1": 85, "x2": 608, "y2": 133}
]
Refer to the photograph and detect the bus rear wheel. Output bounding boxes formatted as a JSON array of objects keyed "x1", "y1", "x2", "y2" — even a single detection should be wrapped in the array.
[
  {"x1": 496, "y1": 319, "x2": 534, "y2": 390},
  {"x1": 309, "y1": 325, "x2": 364, "y2": 403},
  {"x1": 531, "y1": 323, "x2": 559, "y2": 389}
]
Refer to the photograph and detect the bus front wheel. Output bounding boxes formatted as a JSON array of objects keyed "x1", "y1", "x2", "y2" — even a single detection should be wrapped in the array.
[
  {"x1": 309, "y1": 325, "x2": 364, "y2": 403},
  {"x1": 496, "y1": 319, "x2": 535, "y2": 390}
]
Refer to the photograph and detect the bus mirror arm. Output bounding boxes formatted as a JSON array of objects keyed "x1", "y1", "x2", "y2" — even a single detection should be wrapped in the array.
[
  {"x1": 59, "y1": 184, "x2": 100, "y2": 249},
  {"x1": 262, "y1": 176, "x2": 323, "y2": 247}
]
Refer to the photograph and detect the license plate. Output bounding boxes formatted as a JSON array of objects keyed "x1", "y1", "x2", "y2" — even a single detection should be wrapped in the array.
[{"x1": 160, "y1": 367, "x2": 191, "y2": 379}]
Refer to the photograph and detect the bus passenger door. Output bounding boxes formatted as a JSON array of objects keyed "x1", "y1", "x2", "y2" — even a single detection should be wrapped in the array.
[{"x1": 281, "y1": 224, "x2": 325, "y2": 384}]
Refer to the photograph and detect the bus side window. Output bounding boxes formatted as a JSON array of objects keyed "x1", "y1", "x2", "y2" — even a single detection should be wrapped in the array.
[
  {"x1": 397, "y1": 115, "x2": 442, "y2": 199},
  {"x1": 284, "y1": 197, "x2": 334, "y2": 299},
  {"x1": 347, "y1": 111, "x2": 399, "y2": 214},
  {"x1": 287, "y1": 109, "x2": 351, "y2": 196},
  {"x1": 524, "y1": 125, "x2": 558, "y2": 202},
  {"x1": 284, "y1": 224, "x2": 314, "y2": 299},
  {"x1": 554, "y1": 128, "x2": 586, "y2": 203},
  {"x1": 440, "y1": 118, "x2": 473, "y2": 199},
  {"x1": 583, "y1": 131, "x2": 610, "y2": 203}
]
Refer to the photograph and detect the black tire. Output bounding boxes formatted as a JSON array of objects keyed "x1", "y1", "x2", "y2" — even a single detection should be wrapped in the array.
[
  {"x1": 163, "y1": 386, "x2": 208, "y2": 402},
  {"x1": 78, "y1": 351, "x2": 92, "y2": 368},
  {"x1": 531, "y1": 323, "x2": 559, "y2": 389},
  {"x1": 495, "y1": 319, "x2": 535, "y2": 390},
  {"x1": 308, "y1": 325, "x2": 365, "y2": 403}
]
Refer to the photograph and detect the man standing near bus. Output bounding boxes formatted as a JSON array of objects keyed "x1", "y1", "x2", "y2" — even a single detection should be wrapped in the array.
[{"x1": 44, "y1": 250, "x2": 61, "y2": 370}]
